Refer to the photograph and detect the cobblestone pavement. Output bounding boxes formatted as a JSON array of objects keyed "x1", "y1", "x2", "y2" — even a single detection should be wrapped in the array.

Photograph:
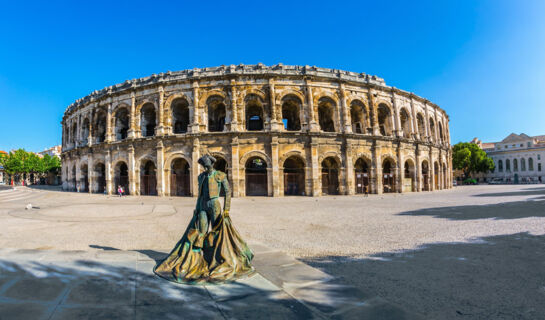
[{"x1": 1, "y1": 185, "x2": 544, "y2": 319}]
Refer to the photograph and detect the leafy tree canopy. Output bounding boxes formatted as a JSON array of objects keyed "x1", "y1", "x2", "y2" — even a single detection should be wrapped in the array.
[
  {"x1": 452, "y1": 142, "x2": 495, "y2": 178},
  {"x1": 0, "y1": 149, "x2": 61, "y2": 179}
]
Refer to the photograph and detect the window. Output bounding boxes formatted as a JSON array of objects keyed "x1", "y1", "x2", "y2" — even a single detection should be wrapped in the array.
[
  {"x1": 504, "y1": 145, "x2": 508, "y2": 149},
  {"x1": 529, "y1": 158, "x2": 534, "y2": 171},
  {"x1": 498, "y1": 160, "x2": 503, "y2": 172},
  {"x1": 520, "y1": 144, "x2": 523, "y2": 147},
  {"x1": 521, "y1": 158, "x2": 526, "y2": 171},
  {"x1": 506, "y1": 159, "x2": 511, "y2": 171},
  {"x1": 513, "y1": 159, "x2": 518, "y2": 172},
  {"x1": 527, "y1": 142, "x2": 531, "y2": 147},
  {"x1": 539, "y1": 163, "x2": 542, "y2": 172},
  {"x1": 538, "y1": 155, "x2": 541, "y2": 160}
]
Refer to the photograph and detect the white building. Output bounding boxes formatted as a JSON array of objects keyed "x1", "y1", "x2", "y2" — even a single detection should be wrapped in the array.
[
  {"x1": 476, "y1": 133, "x2": 545, "y2": 183},
  {"x1": 38, "y1": 145, "x2": 61, "y2": 158}
]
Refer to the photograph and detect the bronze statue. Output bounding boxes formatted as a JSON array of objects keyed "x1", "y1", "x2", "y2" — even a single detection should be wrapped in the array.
[{"x1": 154, "y1": 154, "x2": 255, "y2": 283}]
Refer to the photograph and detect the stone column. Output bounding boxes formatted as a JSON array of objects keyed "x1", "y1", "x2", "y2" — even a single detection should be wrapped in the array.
[
  {"x1": 269, "y1": 78, "x2": 282, "y2": 131},
  {"x1": 230, "y1": 137, "x2": 240, "y2": 197},
  {"x1": 344, "y1": 140, "x2": 355, "y2": 195},
  {"x1": 415, "y1": 147, "x2": 421, "y2": 192},
  {"x1": 191, "y1": 138, "x2": 200, "y2": 197},
  {"x1": 156, "y1": 140, "x2": 164, "y2": 196},
  {"x1": 106, "y1": 149, "x2": 113, "y2": 195},
  {"x1": 128, "y1": 144, "x2": 136, "y2": 195},
  {"x1": 340, "y1": 83, "x2": 352, "y2": 133},
  {"x1": 410, "y1": 95, "x2": 419, "y2": 140},
  {"x1": 392, "y1": 91, "x2": 402, "y2": 137},
  {"x1": 190, "y1": 81, "x2": 200, "y2": 133},
  {"x1": 87, "y1": 154, "x2": 93, "y2": 193},
  {"x1": 271, "y1": 136, "x2": 281, "y2": 196},
  {"x1": 430, "y1": 151, "x2": 435, "y2": 191},
  {"x1": 106, "y1": 103, "x2": 113, "y2": 143},
  {"x1": 229, "y1": 80, "x2": 238, "y2": 132},
  {"x1": 87, "y1": 114, "x2": 93, "y2": 147},
  {"x1": 306, "y1": 79, "x2": 319, "y2": 132},
  {"x1": 424, "y1": 102, "x2": 430, "y2": 142},
  {"x1": 128, "y1": 91, "x2": 136, "y2": 139},
  {"x1": 157, "y1": 86, "x2": 165, "y2": 136},
  {"x1": 310, "y1": 138, "x2": 320, "y2": 195},
  {"x1": 396, "y1": 143, "x2": 403, "y2": 192},
  {"x1": 368, "y1": 90, "x2": 380, "y2": 135},
  {"x1": 75, "y1": 159, "x2": 81, "y2": 192}
]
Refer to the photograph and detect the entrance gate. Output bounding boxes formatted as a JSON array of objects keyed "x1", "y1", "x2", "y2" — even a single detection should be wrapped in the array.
[{"x1": 245, "y1": 157, "x2": 267, "y2": 196}]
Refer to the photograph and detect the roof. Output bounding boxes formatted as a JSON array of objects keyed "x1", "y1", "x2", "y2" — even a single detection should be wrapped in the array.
[
  {"x1": 500, "y1": 133, "x2": 532, "y2": 143},
  {"x1": 0, "y1": 150, "x2": 7, "y2": 154}
]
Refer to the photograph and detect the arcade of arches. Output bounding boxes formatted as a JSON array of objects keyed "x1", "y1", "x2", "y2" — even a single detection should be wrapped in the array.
[{"x1": 61, "y1": 64, "x2": 452, "y2": 196}]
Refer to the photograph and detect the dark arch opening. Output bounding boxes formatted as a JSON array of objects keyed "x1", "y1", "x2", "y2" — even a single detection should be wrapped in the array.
[
  {"x1": 115, "y1": 108, "x2": 129, "y2": 141},
  {"x1": 246, "y1": 103, "x2": 264, "y2": 131},
  {"x1": 94, "y1": 163, "x2": 106, "y2": 194},
  {"x1": 207, "y1": 96, "x2": 226, "y2": 132},
  {"x1": 245, "y1": 157, "x2": 267, "y2": 196},
  {"x1": 403, "y1": 160, "x2": 415, "y2": 192},
  {"x1": 284, "y1": 156, "x2": 305, "y2": 196},
  {"x1": 140, "y1": 160, "x2": 157, "y2": 195},
  {"x1": 114, "y1": 162, "x2": 129, "y2": 195},
  {"x1": 172, "y1": 98, "x2": 190, "y2": 134},
  {"x1": 170, "y1": 158, "x2": 190, "y2": 196},
  {"x1": 281, "y1": 95, "x2": 301, "y2": 131},
  {"x1": 382, "y1": 158, "x2": 395, "y2": 193},
  {"x1": 354, "y1": 158, "x2": 370, "y2": 194},
  {"x1": 80, "y1": 164, "x2": 89, "y2": 192},
  {"x1": 141, "y1": 103, "x2": 156, "y2": 137},
  {"x1": 321, "y1": 157, "x2": 339, "y2": 195},
  {"x1": 422, "y1": 161, "x2": 430, "y2": 191},
  {"x1": 318, "y1": 98, "x2": 336, "y2": 132}
]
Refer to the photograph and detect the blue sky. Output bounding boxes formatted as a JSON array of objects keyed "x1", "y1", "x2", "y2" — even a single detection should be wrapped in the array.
[{"x1": 1, "y1": 0, "x2": 544, "y2": 152}]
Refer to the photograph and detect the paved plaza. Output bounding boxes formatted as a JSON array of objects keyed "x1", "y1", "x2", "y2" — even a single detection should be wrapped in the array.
[{"x1": 0, "y1": 185, "x2": 544, "y2": 319}]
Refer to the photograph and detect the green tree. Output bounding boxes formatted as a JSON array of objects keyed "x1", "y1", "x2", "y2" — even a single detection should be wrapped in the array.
[{"x1": 452, "y1": 142, "x2": 495, "y2": 178}]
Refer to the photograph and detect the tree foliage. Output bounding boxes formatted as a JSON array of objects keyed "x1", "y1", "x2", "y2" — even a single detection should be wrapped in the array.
[
  {"x1": 452, "y1": 142, "x2": 495, "y2": 178},
  {"x1": 0, "y1": 149, "x2": 61, "y2": 183}
]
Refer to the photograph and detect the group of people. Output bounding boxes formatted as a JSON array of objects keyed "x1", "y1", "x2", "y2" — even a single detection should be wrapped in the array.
[{"x1": 117, "y1": 185, "x2": 125, "y2": 196}]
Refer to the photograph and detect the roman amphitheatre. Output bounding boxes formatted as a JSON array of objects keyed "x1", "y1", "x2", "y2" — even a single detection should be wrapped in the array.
[{"x1": 61, "y1": 64, "x2": 451, "y2": 197}]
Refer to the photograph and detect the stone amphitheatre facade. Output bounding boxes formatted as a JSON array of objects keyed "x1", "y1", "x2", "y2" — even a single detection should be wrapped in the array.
[{"x1": 61, "y1": 64, "x2": 452, "y2": 197}]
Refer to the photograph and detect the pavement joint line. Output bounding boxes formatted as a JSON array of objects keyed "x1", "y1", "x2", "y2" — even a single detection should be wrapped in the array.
[
  {"x1": 203, "y1": 284, "x2": 229, "y2": 320},
  {"x1": 45, "y1": 281, "x2": 73, "y2": 320},
  {"x1": 0, "y1": 276, "x2": 20, "y2": 296}
]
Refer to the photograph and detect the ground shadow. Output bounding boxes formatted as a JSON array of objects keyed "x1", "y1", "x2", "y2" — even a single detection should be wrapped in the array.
[
  {"x1": 400, "y1": 198, "x2": 545, "y2": 220},
  {"x1": 89, "y1": 245, "x2": 166, "y2": 264},
  {"x1": 303, "y1": 232, "x2": 545, "y2": 320},
  {"x1": 0, "y1": 254, "x2": 314, "y2": 320},
  {"x1": 472, "y1": 187, "x2": 545, "y2": 198}
]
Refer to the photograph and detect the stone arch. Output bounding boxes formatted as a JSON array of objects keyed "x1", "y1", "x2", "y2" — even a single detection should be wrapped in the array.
[
  {"x1": 403, "y1": 157, "x2": 416, "y2": 192},
  {"x1": 140, "y1": 102, "x2": 157, "y2": 137},
  {"x1": 279, "y1": 150, "x2": 306, "y2": 168},
  {"x1": 239, "y1": 150, "x2": 272, "y2": 168},
  {"x1": 112, "y1": 102, "x2": 131, "y2": 116},
  {"x1": 399, "y1": 107, "x2": 411, "y2": 138},
  {"x1": 429, "y1": 117, "x2": 436, "y2": 142},
  {"x1": 113, "y1": 106, "x2": 130, "y2": 141},
  {"x1": 416, "y1": 113, "x2": 426, "y2": 138},
  {"x1": 80, "y1": 162, "x2": 89, "y2": 192},
  {"x1": 199, "y1": 90, "x2": 227, "y2": 108},
  {"x1": 354, "y1": 156, "x2": 371, "y2": 194},
  {"x1": 93, "y1": 108, "x2": 107, "y2": 143},
  {"x1": 382, "y1": 156, "x2": 396, "y2": 193},
  {"x1": 113, "y1": 160, "x2": 130, "y2": 195},
  {"x1": 377, "y1": 103, "x2": 393, "y2": 136},
  {"x1": 280, "y1": 94, "x2": 303, "y2": 131},
  {"x1": 140, "y1": 158, "x2": 157, "y2": 196},
  {"x1": 164, "y1": 152, "x2": 192, "y2": 171},
  {"x1": 349, "y1": 99, "x2": 368, "y2": 134},
  {"x1": 277, "y1": 90, "x2": 305, "y2": 105},
  {"x1": 282, "y1": 153, "x2": 306, "y2": 196},
  {"x1": 206, "y1": 95, "x2": 226, "y2": 132},
  {"x1": 170, "y1": 97, "x2": 190, "y2": 134},
  {"x1": 92, "y1": 161, "x2": 106, "y2": 194},
  {"x1": 321, "y1": 156, "x2": 340, "y2": 195},
  {"x1": 317, "y1": 96, "x2": 337, "y2": 132},
  {"x1": 81, "y1": 117, "x2": 90, "y2": 145},
  {"x1": 245, "y1": 155, "x2": 269, "y2": 196},
  {"x1": 318, "y1": 152, "x2": 343, "y2": 167},
  {"x1": 244, "y1": 93, "x2": 265, "y2": 131},
  {"x1": 421, "y1": 159, "x2": 431, "y2": 191},
  {"x1": 135, "y1": 99, "x2": 158, "y2": 114},
  {"x1": 169, "y1": 157, "x2": 191, "y2": 196}
]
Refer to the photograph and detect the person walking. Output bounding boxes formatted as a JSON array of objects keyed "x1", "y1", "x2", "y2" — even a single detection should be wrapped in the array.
[
  {"x1": 118, "y1": 185, "x2": 123, "y2": 197},
  {"x1": 364, "y1": 184, "x2": 369, "y2": 197}
]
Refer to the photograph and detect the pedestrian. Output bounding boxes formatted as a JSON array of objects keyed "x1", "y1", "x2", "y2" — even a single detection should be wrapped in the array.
[
  {"x1": 364, "y1": 184, "x2": 369, "y2": 197},
  {"x1": 118, "y1": 185, "x2": 123, "y2": 197}
]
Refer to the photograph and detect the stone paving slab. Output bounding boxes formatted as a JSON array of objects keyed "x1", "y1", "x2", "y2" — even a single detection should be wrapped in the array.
[{"x1": 0, "y1": 246, "x2": 418, "y2": 319}]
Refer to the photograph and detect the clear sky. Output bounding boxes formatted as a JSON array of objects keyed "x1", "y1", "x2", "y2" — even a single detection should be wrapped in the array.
[{"x1": 1, "y1": 0, "x2": 544, "y2": 152}]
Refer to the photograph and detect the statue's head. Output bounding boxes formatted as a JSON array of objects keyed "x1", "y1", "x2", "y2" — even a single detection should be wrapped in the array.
[{"x1": 198, "y1": 155, "x2": 216, "y2": 172}]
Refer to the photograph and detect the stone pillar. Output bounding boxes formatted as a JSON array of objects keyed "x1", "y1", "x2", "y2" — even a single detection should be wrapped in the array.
[
  {"x1": 87, "y1": 154, "x2": 93, "y2": 193},
  {"x1": 310, "y1": 138, "x2": 320, "y2": 195},
  {"x1": 430, "y1": 151, "x2": 435, "y2": 191},
  {"x1": 373, "y1": 143, "x2": 382, "y2": 194},
  {"x1": 415, "y1": 147, "x2": 421, "y2": 192},
  {"x1": 191, "y1": 138, "x2": 201, "y2": 197},
  {"x1": 106, "y1": 149, "x2": 113, "y2": 195},
  {"x1": 410, "y1": 95, "x2": 419, "y2": 140},
  {"x1": 396, "y1": 143, "x2": 403, "y2": 192},
  {"x1": 368, "y1": 91, "x2": 380, "y2": 135},
  {"x1": 340, "y1": 83, "x2": 352, "y2": 133},
  {"x1": 75, "y1": 159, "x2": 81, "y2": 192},
  {"x1": 128, "y1": 91, "x2": 136, "y2": 139},
  {"x1": 190, "y1": 81, "x2": 200, "y2": 133},
  {"x1": 424, "y1": 102, "x2": 430, "y2": 142},
  {"x1": 128, "y1": 144, "x2": 136, "y2": 195},
  {"x1": 87, "y1": 115, "x2": 93, "y2": 147},
  {"x1": 156, "y1": 140, "x2": 164, "y2": 196},
  {"x1": 306, "y1": 79, "x2": 319, "y2": 132},
  {"x1": 230, "y1": 137, "x2": 240, "y2": 197},
  {"x1": 271, "y1": 136, "x2": 281, "y2": 196},
  {"x1": 392, "y1": 91, "x2": 402, "y2": 137},
  {"x1": 269, "y1": 78, "x2": 282, "y2": 131},
  {"x1": 229, "y1": 80, "x2": 238, "y2": 132},
  {"x1": 106, "y1": 103, "x2": 113, "y2": 143},
  {"x1": 157, "y1": 86, "x2": 165, "y2": 135},
  {"x1": 344, "y1": 140, "x2": 355, "y2": 195}
]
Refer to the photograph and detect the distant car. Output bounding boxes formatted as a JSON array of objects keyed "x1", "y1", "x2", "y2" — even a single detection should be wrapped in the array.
[
  {"x1": 488, "y1": 178, "x2": 503, "y2": 185},
  {"x1": 453, "y1": 180, "x2": 458, "y2": 186}
]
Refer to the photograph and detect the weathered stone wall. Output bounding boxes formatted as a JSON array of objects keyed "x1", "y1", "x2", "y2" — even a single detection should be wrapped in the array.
[{"x1": 61, "y1": 64, "x2": 452, "y2": 196}]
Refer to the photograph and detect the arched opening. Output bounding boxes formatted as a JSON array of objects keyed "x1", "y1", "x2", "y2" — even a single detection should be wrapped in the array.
[
  {"x1": 317, "y1": 97, "x2": 336, "y2": 132},
  {"x1": 513, "y1": 158, "x2": 518, "y2": 172},
  {"x1": 93, "y1": 163, "x2": 106, "y2": 194},
  {"x1": 80, "y1": 163, "x2": 89, "y2": 192},
  {"x1": 171, "y1": 98, "x2": 190, "y2": 134},
  {"x1": 321, "y1": 157, "x2": 339, "y2": 195},
  {"x1": 71, "y1": 125, "x2": 77, "y2": 146},
  {"x1": 245, "y1": 157, "x2": 268, "y2": 196},
  {"x1": 438, "y1": 122, "x2": 444, "y2": 143},
  {"x1": 207, "y1": 96, "x2": 226, "y2": 132},
  {"x1": 403, "y1": 160, "x2": 415, "y2": 192},
  {"x1": 354, "y1": 158, "x2": 370, "y2": 194},
  {"x1": 350, "y1": 100, "x2": 367, "y2": 134},
  {"x1": 429, "y1": 118, "x2": 436, "y2": 142},
  {"x1": 400, "y1": 108, "x2": 411, "y2": 138},
  {"x1": 81, "y1": 118, "x2": 90, "y2": 145},
  {"x1": 94, "y1": 111, "x2": 107, "y2": 143},
  {"x1": 140, "y1": 160, "x2": 157, "y2": 196},
  {"x1": 498, "y1": 159, "x2": 503, "y2": 172},
  {"x1": 377, "y1": 104, "x2": 393, "y2": 136},
  {"x1": 284, "y1": 156, "x2": 305, "y2": 196},
  {"x1": 417, "y1": 114, "x2": 426, "y2": 139},
  {"x1": 529, "y1": 158, "x2": 534, "y2": 171},
  {"x1": 114, "y1": 162, "x2": 129, "y2": 195},
  {"x1": 246, "y1": 97, "x2": 264, "y2": 131},
  {"x1": 382, "y1": 158, "x2": 396, "y2": 193},
  {"x1": 213, "y1": 157, "x2": 229, "y2": 197},
  {"x1": 71, "y1": 165, "x2": 76, "y2": 191},
  {"x1": 281, "y1": 95, "x2": 301, "y2": 131},
  {"x1": 506, "y1": 159, "x2": 511, "y2": 172},
  {"x1": 442, "y1": 163, "x2": 447, "y2": 189},
  {"x1": 140, "y1": 103, "x2": 156, "y2": 137},
  {"x1": 521, "y1": 158, "x2": 526, "y2": 171},
  {"x1": 115, "y1": 108, "x2": 129, "y2": 141},
  {"x1": 433, "y1": 162, "x2": 439, "y2": 189},
  {"x1": 422, "y1": 160, "x2": 430, "y2": 191},
  {"x1": 170, "y1": 158, "x2": 190, "y2": 196}
]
